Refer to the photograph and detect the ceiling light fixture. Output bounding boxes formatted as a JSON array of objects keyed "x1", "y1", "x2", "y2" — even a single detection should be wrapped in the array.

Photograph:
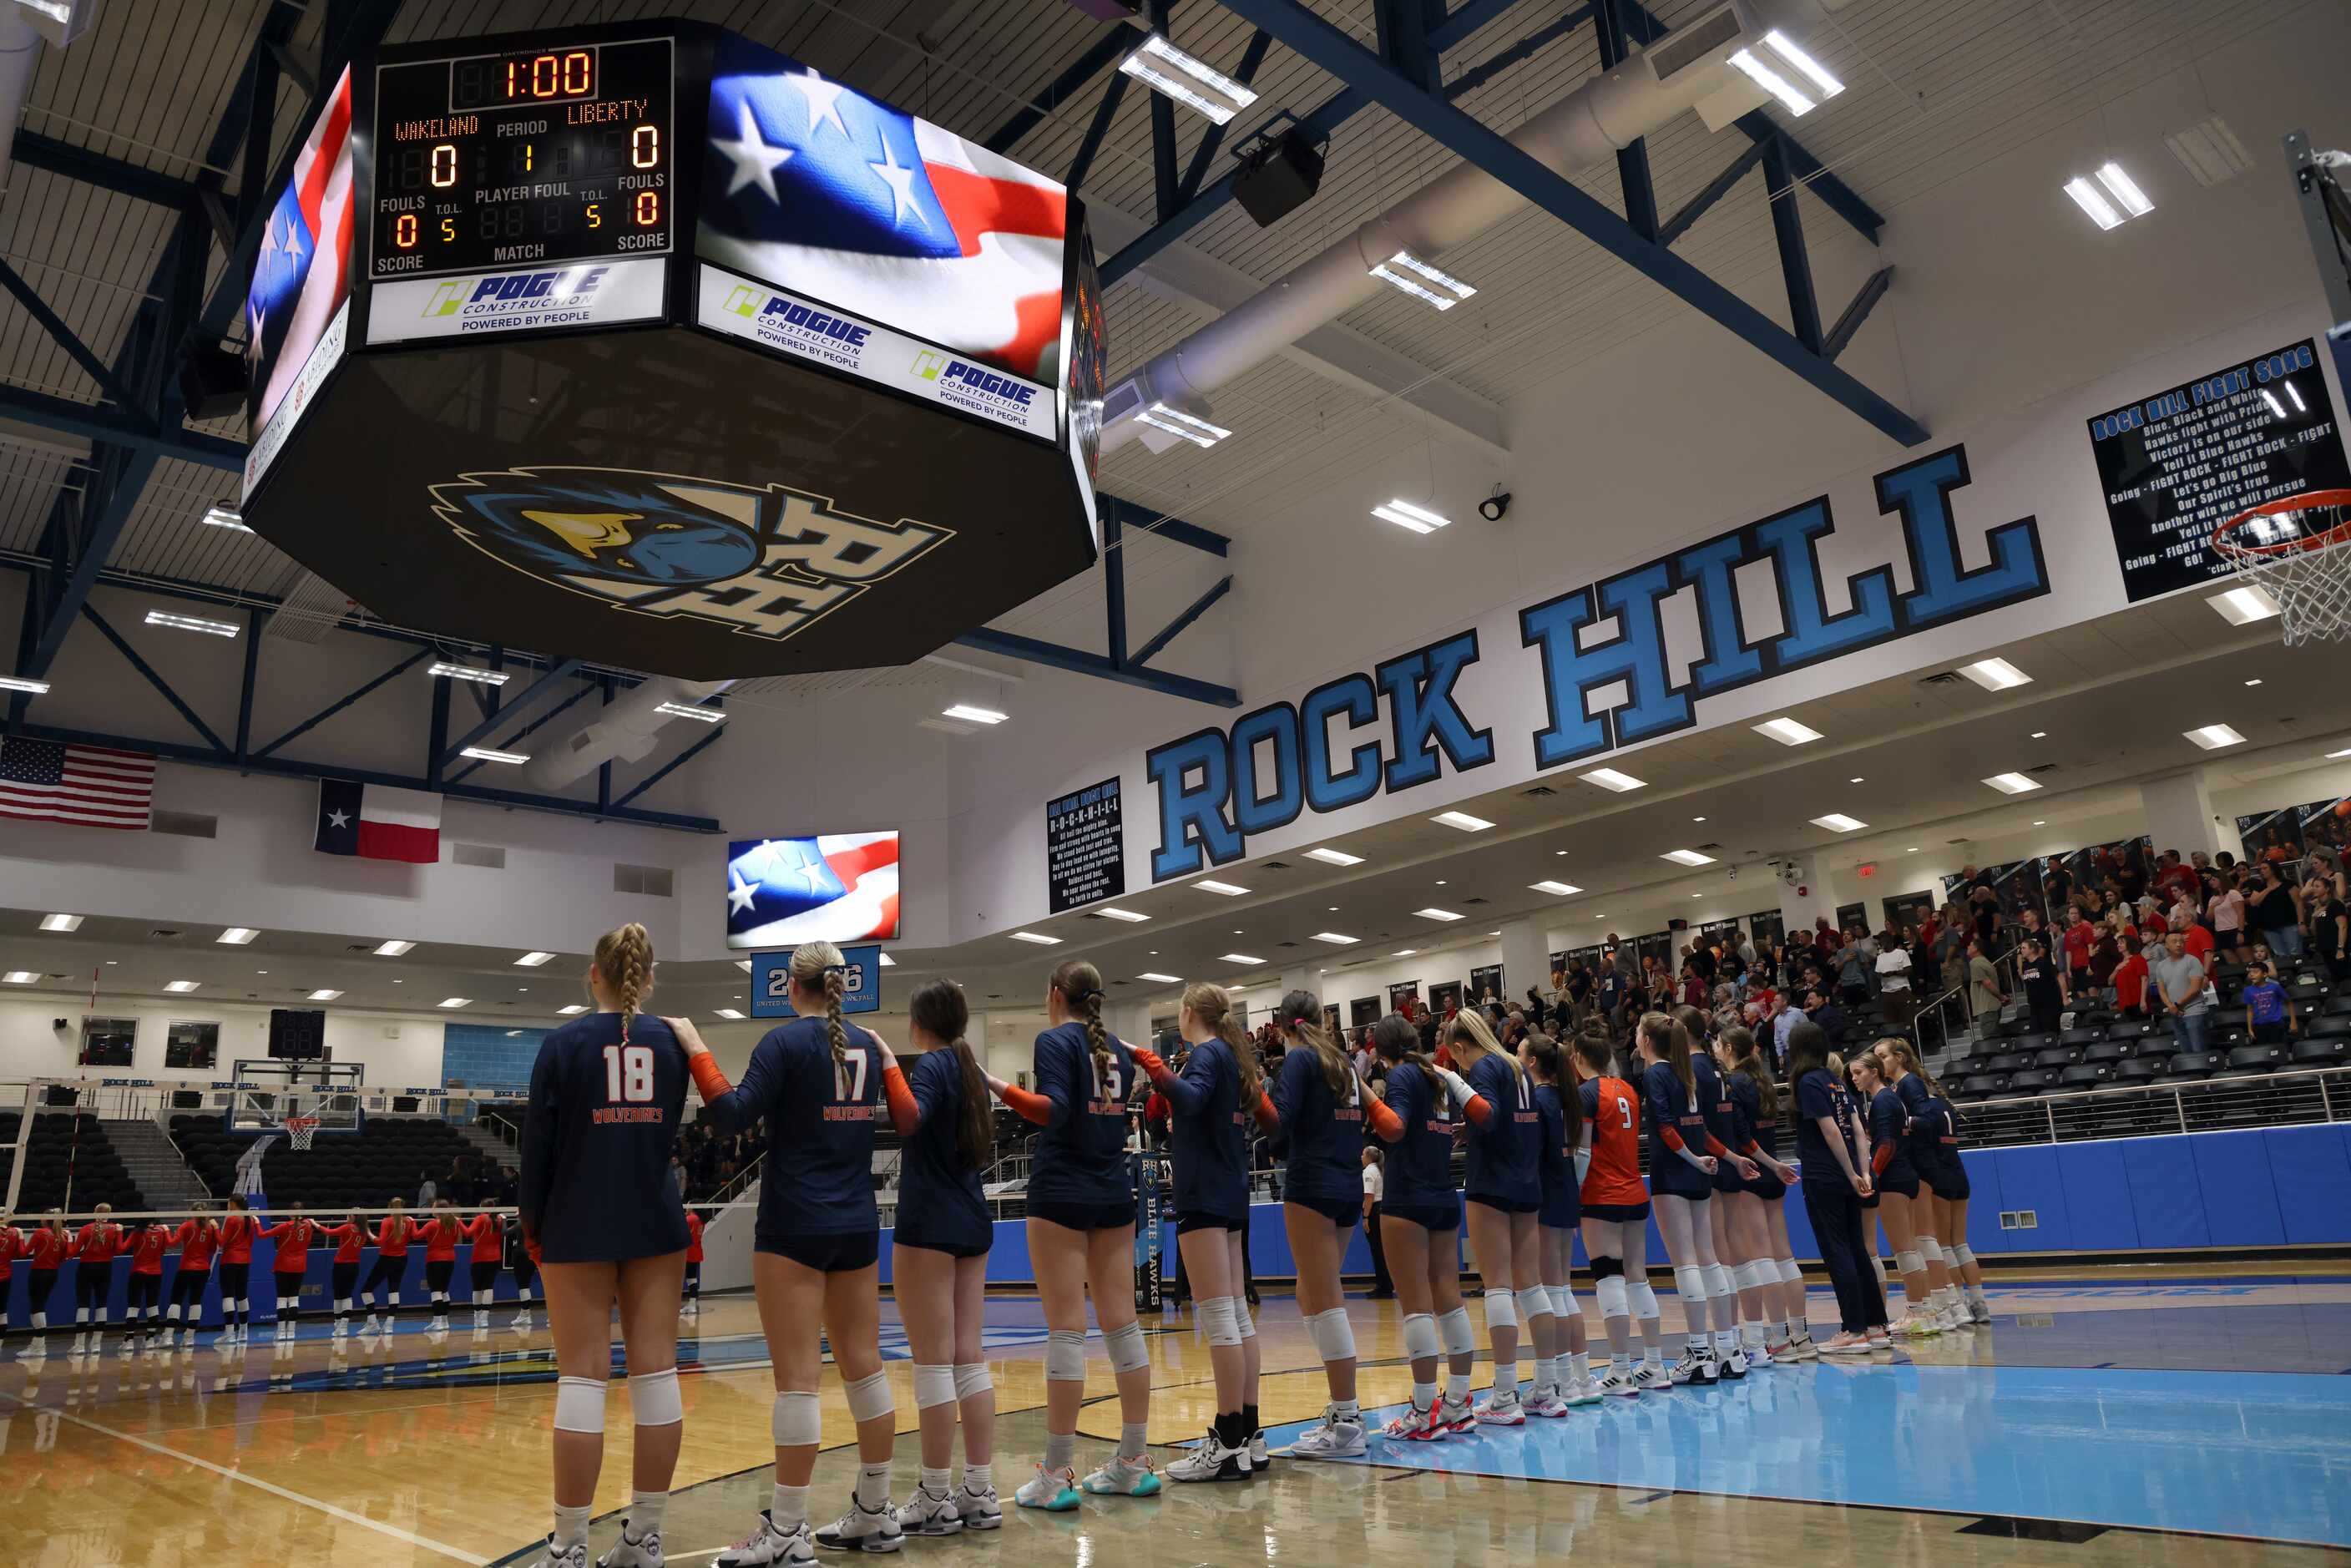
[
  {"x1": 374, "y1": 940, "x2": 415, "y2": 956},
  {"x1": 1137, "y1": 972, "x2": 1183, "y2": 984},
  {"x1": 2096, "y1": 161, "x2": 2154, "y2": 217},
  {"x1": 437, "y1": 997, "x2": 471, "y2": 1009},
  {"x1": 1580, "y1": 766, "x2": 1646, "y2": 792},
  {"x1": 1661, "y1": 848, "x2": 1716, "y2": 867},
  {"x1": 1303, "y1": 847, "x2": 1363, "y2": 867},
  {"x1": 1392, "y1": 949, "x2": 1418, "y2": 958},
  {"x1": 1728, "y1": 30, "x2": 1844, "y2": 119},
  {"x1": 2329, "y1": 747, "x2": 2351, "y2": 759},
  {"x1": 2209, "y1": 584, "x2": 2281, "y2": 625},
  {"x1": 1096, "y1": 908, "x2": 1150, "y2": 923},
  {"x1": 559, "y1": 1004, "x2": 588, "y2": 1015},
  {"x1": 1529, "y1": 880, "x2": 1581, "y2": 896},
  {"x1": 202, "y1": 503, "x2": 250, "y2": 532},
  {"x1": 1008, "y1": 931, "x2": 1061, "y2": 945},
  {"x1": 3, "y1": 971, "x2": 38, "y2": 984},
  {"x1": 216, "y1": 927, "x2": 258, "y2": 945},
  {"x1": 515, "y1": 951, "x2": 555, "y2": 966},
  {"x1": 714, "y1": 1008, "x2": 746, "y2": 1020},
  {"x1": 1195, "y1": 879, "x2": 1249, "y2": 896},
  {"x1": 308, "y1": 989, "x2": 343, "y2": 1001},
  {"x1": 1957, "y1": 657, "x2": 2031, "y2": 690},
  {"x1": 1312, "y1": 932, "x2": 1359, "y2": 945},
  {"x1": 144, "y1": 609, "x2": 239, "y2": 637},
  {"x1": 2033, "y1": 820, "x2": 2047, "y2": 827},
  {"x1": 461, "y1": 746, "x2": 530, "y2": 765},
  {"x1": 1753, "y1": 716, "x2": 1823, "y2": 746},
  {"x1": 942, "y1": 704, "x2": 1008, "y2": 725},
  {"x1": 1368, "y1": 250, "x2": 1475, "y2": 311},
  {"x1": 165, "y1": 979, "x2": 200, "y2": 993},
  {"x1": 1133, "y1": 402, "x2": 1232, "y2": 448},
  {"x1": 877, "y1": 953, "x2": 895, "y2": 967},
  {"x1": 1220, "y1": 953, "x2": 1264, "y2": 965},
  {"x1": 39, "y1": 913, "x2": 81, "y2": 932},
  {"x1": 1373, "y1": 497, "x2": 1454, "y2": 534},
  {"x1": 1117, "y1": 31, "x2": 1258, "y2": 125},
  {"x1": 654, "y1": 701, "x2": 726, "y2": 724},
  {"x1": 1812, "y1": 812, "x2": 1867, "y2": 832},
  {"x1": 427, "y1": 661, "x2": 509, "y2": 685},
  {"x1": 2182, "y1": 723, "x2": 2245, "y2": 750},
  {"x1": 2245, "y1": 678, "x2": 2263, "y2": 687},
  {"x1": 1430, "y1": 810, "x2": 1492, "y2": 832},
  {"x1": 1983, "y1": 771, "x2": 2040, "y2": 795},
  {"x1": 1415, "y1": 908, "x2": 1464, "y2": 922},
  {"x1": 0, "y1": 675, "x2": 49, "y2": 695},
  {"x1": 2063, "y1": 175, "x2": 2125, "y2": 230}
]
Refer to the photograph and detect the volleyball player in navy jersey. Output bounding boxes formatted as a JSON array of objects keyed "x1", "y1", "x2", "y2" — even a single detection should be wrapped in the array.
[
  {"x1": 683, "y1": 939, "x2": 919, "y2": 1562},
  {"x1": 1680, "y1": 1008, "x2": 1752, "y2": 1378},
  {"x1": 1638, "y1": 1012, "x2": 1757, "y2": 1386},
  {"x1": 983, "y1": 959, "x2": 1157, "y2": 1510},
  {"x1": 887, "y1": 980, "x2": 1002, "y2": 1536},
  {"x1": 1901, "y1": 1052, "x2": 1990, "y2": 1324},
  {"x1": 1523, "y1": 1034, "x2": 1599, "y2": 1409},
  {"x1": 1137, "y1": 983, "x2": 1267, "y2": 1482},
  {"x1": 1425, "y1": 1009, "x2": 1547, "y2": 1424},
  {"x1": 1256, "y1": 989, "x2": 1399, "y2": 1459},
  {"x1": 1368, "y1": 1014, "x2": 1480, "y2": 1440},
  {"x1": 1874, "y1": 1039, "x2": 1969, "y2": 1329},
  {"x1": 1719, "y1": 1029, "x2": 1811, "y2": 1361},
  {"x1": 1852, "y1": 1051, "x2": 1937, "y2": 1338},
  {"x1": 518, "y1": 923, "x2": 694, "y2": 1568}
]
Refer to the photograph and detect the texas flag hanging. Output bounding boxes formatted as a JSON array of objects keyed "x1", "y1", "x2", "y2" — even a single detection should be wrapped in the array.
[{"x1": 314, "y1": 778, "x2": 442, "y2": 863}]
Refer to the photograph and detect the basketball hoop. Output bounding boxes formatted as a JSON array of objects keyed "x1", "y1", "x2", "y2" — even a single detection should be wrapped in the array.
[
  {"x1": 2212, "y1": 490, "x2": 2351, "y2": 646},
  {"x1": 282, "y1": 1115, "x2": 321, "y2": 1151}
]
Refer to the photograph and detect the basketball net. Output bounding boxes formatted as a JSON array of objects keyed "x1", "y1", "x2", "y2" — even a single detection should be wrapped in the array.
[
  {"x1": 2212, "y1": 490, "x2": 2351, "y2": 647},
  {"x1": 284, "y1": 1115, "x2": 321, "y2": 1151}
]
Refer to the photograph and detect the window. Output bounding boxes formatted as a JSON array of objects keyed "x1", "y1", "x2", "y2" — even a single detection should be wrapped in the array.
[
  {"x1": 80, "y1": 1017, "x2": 137, "y2": 1068},
  {"x1": 165, "y1": 1020, "x2": 220, "y2": 1070}
]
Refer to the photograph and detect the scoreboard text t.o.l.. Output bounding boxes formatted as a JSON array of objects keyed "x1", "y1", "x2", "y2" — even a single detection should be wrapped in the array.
[{"x1": 371, "y1": 38, "x2": 674, "y2": 280}]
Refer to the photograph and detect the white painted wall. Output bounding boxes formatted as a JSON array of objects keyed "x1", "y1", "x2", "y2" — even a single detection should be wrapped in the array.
[{"x1": 0, "y1": 994, "x2": 447, "y2": 1088}]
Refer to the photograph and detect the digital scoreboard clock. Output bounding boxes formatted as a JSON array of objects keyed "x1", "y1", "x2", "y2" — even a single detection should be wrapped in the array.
[
  {"x1": 240, "y1": 22, "x2": 1103, "y2": 683},
  {"x1": 371, "y1": 38, "x2": 674, "y2": 280}
]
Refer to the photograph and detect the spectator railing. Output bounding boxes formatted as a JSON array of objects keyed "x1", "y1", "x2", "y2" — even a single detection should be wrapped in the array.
[
  {"x1": 1948, "y1": 1064, "x2": 2348, "y2": 1147},
  {"x1": 1911, "y1": 944, "x2": 2023, "y2": 1057}
]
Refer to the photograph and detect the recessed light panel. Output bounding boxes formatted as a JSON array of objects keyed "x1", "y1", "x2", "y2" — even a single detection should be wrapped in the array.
[
  {"x1": 2182, "y1": 723, "x2": 2244, "y2": 750},
  {"x1": 165, "y1": 979, "x2": 200, "y2": 993},
  {"x1": 1220, "y1": 953, "x2": 1264, "y2": 965},
  {"x1": 1430, "y1": 810, "x2": 1493, "y2": 832},
  {"x1": 1415, "y1": 908, "x2": 1464, "y2": 922},
  {"x1": 217, "y1": 927, "x2": 258, "y2": 944},
  {"x1": 1811, "y1": 813, "x2": 1867, "y2": 832},
  {"x1": 1957, "y1": 658, "x2": 2031, "y2": 691},
  {"x1": 375, "y1": 940, "x2": 416, "y2": 956},
  {"x1": 1753, "y1": 716, "x2": 1823, "y2": 746},
  {"x1": 1008, "y1": 931, "x2": 1061, "y2": 945},
  {"x1": 1529, "y1": 880, "x2": 1581, "y2": 896},
  {"x1": 1580, "y1": 767, "x2": 1645, "y2": 792},
  {"x1": 1303, "y1": 847, "x2": 1363, "y2": 867},
  {"x1": 1983, "y1": 772, "x2": 2040, "y2": 794},
  {"x1": 1661, "y1": 849, "x2": 1716, "y2": 867},
  {"x1": 1195, "y1": 880, "x2": 1249, "y2": 896},
  {"x1": 1312, "y1": 933, "x2": 1360, "y2": 945},
  {"x1": 1137, "y1": 972, "x2": 1183, "y2": 984},
  {"x1": 39, "y1": 913, "x2": 81, "y2": 933},
  {"x1": 515, "y1": 951, "x2": 556, "y2": 967}
]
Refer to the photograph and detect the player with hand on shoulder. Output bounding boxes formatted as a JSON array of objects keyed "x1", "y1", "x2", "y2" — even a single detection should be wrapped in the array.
[
  {"x1": 216, "y1": 1196, "x2": 258, "y2": 1346},
  {"x1": 417, "y1": 1198, "x2": 466, "y2": 1333},
  {"x1": 125, "y1": 1216, "x2": 171, "y2": 1351},
  {"x1": 680, "y1": 939, "x2": 920, "y2": 1564},
  {"x1": 1719, "y1": 1029, "x2": 1810, "y2": 1362},
  {"x1": 1367, "y1": 1014, "x2": 1479, "y2": 1439},
  {"x1": 259, "y1": 1203, "x2": 320, "y2": 1344},
  {"x1": 1637, "y1": 1013, "x2": 1757, "y2": 1387},
  {"x1": 464, "y1": 1207, "x2": 503, "y2": 1331},
  {"x1": 518, "y1": 923, "x2": 698, "y2": 1568},
  {"x1": 70, "y1": 1202, "x2": 127, "y2": 1356},
  {"x1": 1428, "y1": 1010, "x2": 1549, "y2": 1423},
  {"x1": 360, "y1": 1198, "x2": 414, "y2": 1334},
  {"x1": 321, "y1": 1214, "x2": 365, "y2": 1339},
  {"x1": 23, "y1": 1211, "x2": 72, "y2": 1358},
  {"x1": 979, "y1": 960, "x2": 1157, "y2": 1514},
  {"x1": 164, "y1": 1206, "x2": 218, "y2": 1348},
  {"x1": 1524, "y1": 1033, "x2": 1599, "y2": 1409}
]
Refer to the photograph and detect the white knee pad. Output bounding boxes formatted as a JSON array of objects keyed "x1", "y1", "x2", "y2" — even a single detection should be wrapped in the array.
[
  {"x1": 1705, "y1": 1262, "x2": 1736, "y2": 1302},
  {"x1": 1630, "y1": 1278, "x2": 1661, "y2": 1321},
  {"x1": 772, "y1": 1389, "x2": 822, "y2": 1446},
  {"x1": 1307, "y1": 1306, "x2": 1357, "y2": 1362},
  {"x1": 1896, "y1": 1250, "x2": 1924, "y2": 1277},
  {"x1": 1514, "y1": 1286, "x2": 1553, "y2": 1325},
  {"x1": 1548, "y1": 1285, "x2": 1574, "y2": 1321},
  {"x1": 845, "y1": 1368, "x2": 894, "y2": 1424},
  {"x1": 1045, "y1": 1328, "x2": 1088, "y2": 1383},
  {"x1": 1948, "y1": 1243, "x2": 1975, "y2": 1269},
  {"x1": 1483, "y1": 1287, "x2": 1516, "y2": 1333},
  {"x1": 953, "y1": 1362, "x2": 993, "y2": 1401},
  {"x1": 1776, "y1": 1257, "x2": 1802, "y2": 1287},
  {"x1": 1104, "y1": 1319, "x2": 1150, "y2": 1374},
  {"x1": 1402, "y1": 1311, "x2": 1440, "y2": 1362},
  {"x1": 1918, "y1": 1237, "x2": 1944, "y2": 1266},
  {"x1": 1673, "y1": 1266, "x2": 1707, "y2": 1308},
  {"x1": 1732, "y1": 1260, "x2": 1766, "y2": 1293},
  {"x1": 629, "y1": 1368, "x2": 683, "y2": 1428},
  {"x1": 1199, "y1": 1296, "x2": 1241, "y2": 1348},
  {"x1": 1233, "y1": 1300, "x2": 1255, "y2": 1341},
  {"x1": 553, "y1": 1376, "x2": 605, "y2": 1434},
  {"x1": 1595, "y1": 1276, "x2": 1630, "y2": 1319},
  {"x1": 1438, "y1": 1305, "x2": 1476, "y2": 1357},
  {"x1": 913, "y1": 1363, "x2": 958, "y2": 1411}
]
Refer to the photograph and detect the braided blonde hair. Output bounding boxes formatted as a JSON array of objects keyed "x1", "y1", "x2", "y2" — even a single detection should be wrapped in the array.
[
  {"x1": 593, "y1": 923, "x2": 655, "y2": 1041},
  {"x1": 789, "y1": 940, "x2": 852, "y2": 1084},
  {"x1": 1052, "y1": 959, "x2": 1110, "y2": 1088}
]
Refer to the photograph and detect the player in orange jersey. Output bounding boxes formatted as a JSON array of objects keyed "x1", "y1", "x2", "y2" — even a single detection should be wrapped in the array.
[
  {"x1": 463, "y1": 1208, "x2": 503, "y2": 1331},
  {"x1": 1571, "y1": 1029, "x2": 1662, "y2": 1394}
]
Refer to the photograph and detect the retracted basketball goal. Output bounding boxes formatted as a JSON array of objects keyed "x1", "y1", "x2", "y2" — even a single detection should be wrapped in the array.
[{"x1": 2212, "y1": 490, "x2": 2351, "y2": 645}]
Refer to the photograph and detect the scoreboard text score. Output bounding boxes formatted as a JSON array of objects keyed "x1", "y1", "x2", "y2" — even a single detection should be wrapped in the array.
[{"x1": 372, "y1": 37, "x2": 674, "y2": 280}]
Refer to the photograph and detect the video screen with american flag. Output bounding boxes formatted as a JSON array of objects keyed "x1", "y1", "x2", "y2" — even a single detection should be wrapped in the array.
[
  {"x1": 726, "y1": 833, "x2": 901, "y2": 949},
  {"x1": 697, "y1": 33, "x2": 1068, "y2": 383},
  {"x1": 245, "y1": 67, "x2": 353, "y2": 438}
]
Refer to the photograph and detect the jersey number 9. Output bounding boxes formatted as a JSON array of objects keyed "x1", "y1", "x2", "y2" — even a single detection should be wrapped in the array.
[{"x1": 604, "y1": 1044, "x2": 655, "y2": 1103}]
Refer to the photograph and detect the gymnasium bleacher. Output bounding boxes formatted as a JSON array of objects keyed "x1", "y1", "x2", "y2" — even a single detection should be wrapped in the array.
[
  {"x1": 0, "y1": 1111, "x2": 146, "y2": 1214},
  {"x1": 168, "y1": 1113, "x2": 480, "y2": 1211}
]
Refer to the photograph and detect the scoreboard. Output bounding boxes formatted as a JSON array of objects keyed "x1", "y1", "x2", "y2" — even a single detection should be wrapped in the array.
[
  {"x1": 370, "y1": 38, "x2": 675, "y2": 281},
  {"x1": 239, "y1": 22, "x2": 1103, "y2": 682}
]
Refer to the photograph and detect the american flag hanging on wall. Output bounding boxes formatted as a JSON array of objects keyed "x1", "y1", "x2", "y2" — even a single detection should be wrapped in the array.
[
  {"x1": 697, "y1": 33, "x2": 1069, "y2": 382},
  {"x1": 0, "y1": 737, "x2": 156, "y2": 829}
]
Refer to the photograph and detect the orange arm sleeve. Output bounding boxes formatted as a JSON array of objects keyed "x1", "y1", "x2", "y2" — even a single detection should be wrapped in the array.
[
  {"x1": 1704, "y1": 1135, "x2": 1732, "y2": 1158},
  {"x1": 1463, "y1": 1095, "x2": 1494, "y2": 1128},
  {"x1": 1658, "y1": 1124, "x2": 1686, "y2": 1153},
  {"x1": 1252, "y1": 1091, "x2": 1282, "y2": 1135},
  {"x1": 1368, "y1": 1095, "x2": 1404, "y2": 1143},
  {"x1": 1000, "y1": 1083, "x2": 1054, "y2": 1126},
  {"x1": 882, "y1": 1065, "x2": 918, "y2": 1137},
  {"x1": 687, "y1": 1053, "x2": 732, "y2": 1103},
  {"x1": 1871, "y1": 1141, "x2": 1893, "y2": 1176}
]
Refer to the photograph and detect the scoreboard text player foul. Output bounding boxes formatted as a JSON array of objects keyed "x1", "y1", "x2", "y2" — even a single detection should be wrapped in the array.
[{"x1": 241, "y1": 23, "x2": 1105, "y2": 680}]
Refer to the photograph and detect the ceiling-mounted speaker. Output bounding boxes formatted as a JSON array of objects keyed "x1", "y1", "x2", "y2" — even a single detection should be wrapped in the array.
[
  {"x1": 1234, "y1": 128, "x2": 1326, "y2": 228},
  {"x1": 178, "y1": 342, "x2": 248, "y2": 421}
]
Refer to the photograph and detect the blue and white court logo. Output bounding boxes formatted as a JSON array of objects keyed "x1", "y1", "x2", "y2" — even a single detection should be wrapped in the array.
[{"x1": 425, "y1": 465, "x2": 953, "y2": 644}]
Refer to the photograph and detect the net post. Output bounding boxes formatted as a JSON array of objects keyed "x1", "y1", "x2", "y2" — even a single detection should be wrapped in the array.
[{"x1": 2, "y1": 1078, "x2": 42, "y2": 1218}]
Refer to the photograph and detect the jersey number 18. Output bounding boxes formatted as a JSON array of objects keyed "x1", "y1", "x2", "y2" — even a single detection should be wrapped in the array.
[{"x1": 603, "y1": 1044, "x2": 655, "y2": 1102}]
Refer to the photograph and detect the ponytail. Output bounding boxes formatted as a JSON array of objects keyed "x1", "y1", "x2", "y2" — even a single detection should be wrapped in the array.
[
  {"x1": 1183, "y1": 982, "x2": 1262, "y2": 1103},
  {"x1": 1052, "y1": 959, "x2": 1111, "y2": 1090},
  {"x1": 1638, "y1": 1011, "x2": 1694, "y2": 1101},
  {"x1": 1444, "y1": 1009, "x2": 1522, "y2": 1080},
  {"x1": 1722, "y1": 1025, "x2": 1778, "y2": 1120},
  {"x1": 912, "y1": 979, "x2": 993, "y2": 1171},
  {"x1": 1276, "y1": 988, "x2": 1348, "y2": 1096},
  {"x1": 788, "y1": 940, "x2": 853, "y2": 1088},
  {"x1": 593, "y1": 922, "x2": 655, "y2": 1043},
  {"x1": 1370, "y1": 1012, "x2": 1434, "y2": 1077},
  {"x1": 1524, "y1": 1032, "x2": 1581, "y2": 1147}
]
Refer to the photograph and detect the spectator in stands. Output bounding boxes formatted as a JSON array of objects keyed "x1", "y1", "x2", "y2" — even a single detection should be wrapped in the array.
[
  {"x1": 2154, "y1": 849, "x2": 2202, "y2": 910},
  {"x1": 1965, "y1": 939, "x2": 2005, "y2": 1022},
  {"x1": 1875, "y1": 933, "x2": 1915, "y2": 1034},
  {"x1": 2176, "y1": 911, "x2": 2217, "y2": 974},
  {"x1": 2240, "y1": 961, "x2": 2297, "y2": 1046},
  {"x1": 2308, "y1": 874, "x2": 2351, "y2": 982},
  {"x1": 1835, "y1": 937, "x2": 1870, "y2": 1009},
  {"x1": 2112, "y1": 933, "x2": 2150, "y2": 1019},
  {"x1": 2015, "y1": 938, "x2": 2065, "y2": 1035},
  {"x1": 2248, "y1": 861, "x2": 2305, "y2": 961},
  {"x1": 1771, "y1": 990, "x2": 1807, "y2": 1065},
  {"x1": 2060, "y1": 903, "x2": 2096, "y2": 994},
  {"x1": 2151, "y1": 929, "x2": 2214, "y2": 1055},
  {"x1": 2209, "y1": 873, "x2": 2247, "y2": 954},
  {"x1": 2087, "y1": 929, "x2": 2122, "y2": 1004},
  {"x1": 1809, "y1": 987, "x2": 1845, "y2": 1046}
]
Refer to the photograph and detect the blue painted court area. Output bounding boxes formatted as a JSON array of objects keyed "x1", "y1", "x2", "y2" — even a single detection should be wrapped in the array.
[{"x1": 1272, "y1": 1363, "x2": 2351, "y2": 1548}]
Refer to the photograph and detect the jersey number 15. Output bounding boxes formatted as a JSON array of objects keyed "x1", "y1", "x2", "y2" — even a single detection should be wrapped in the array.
[{"x1": 603, "y1": 1044, "x2": 655, "y2": 1103}]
